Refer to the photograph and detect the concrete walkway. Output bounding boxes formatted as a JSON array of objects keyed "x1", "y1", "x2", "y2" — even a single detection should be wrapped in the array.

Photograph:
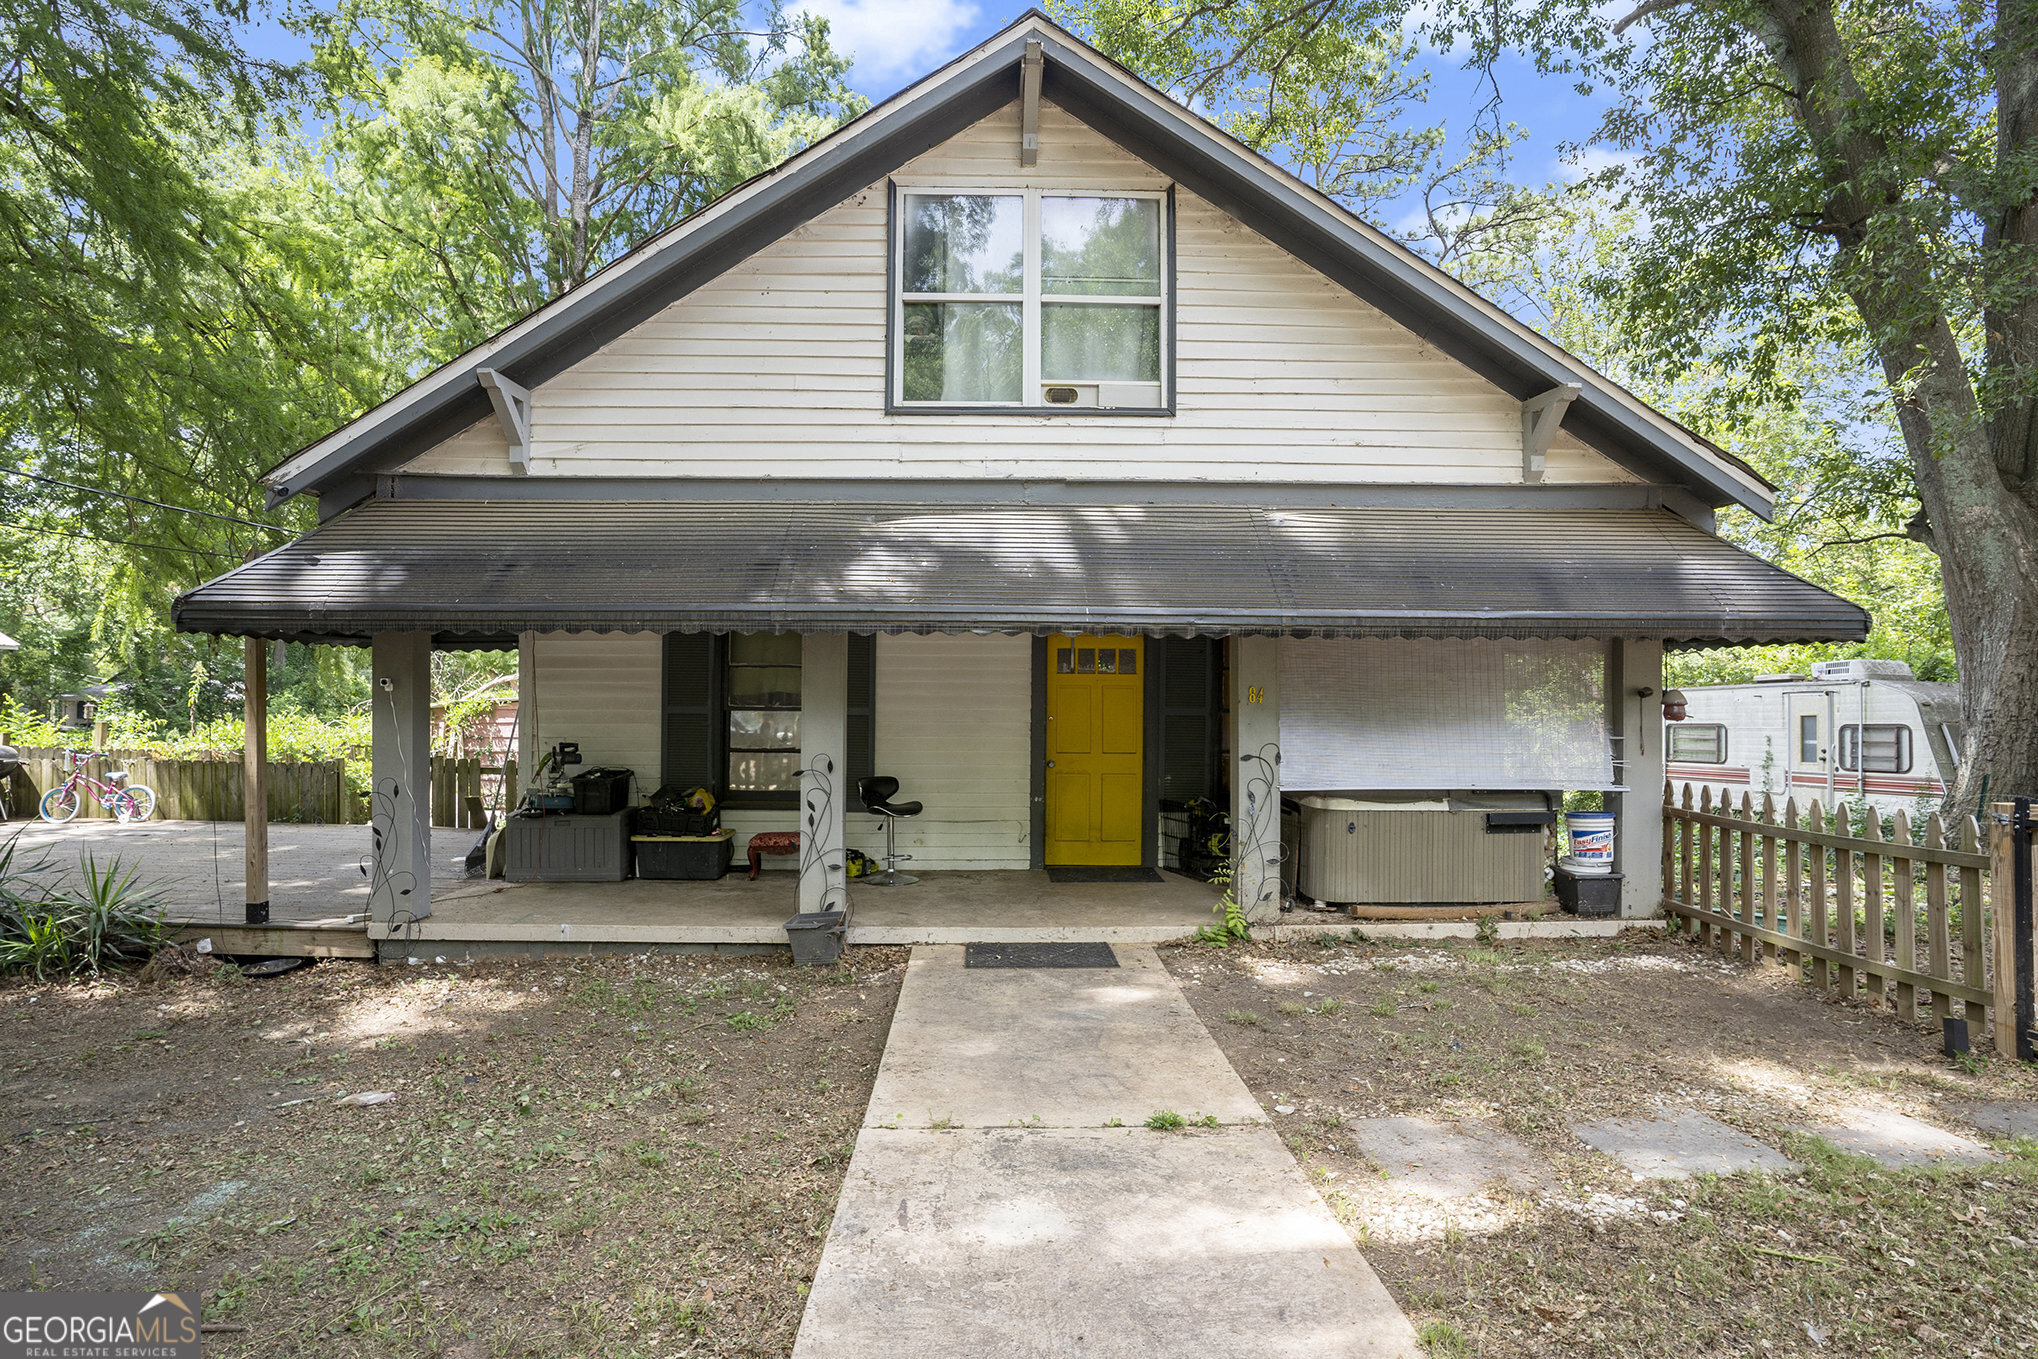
[{"x1": 792, "y1": 946, "x2": 1421, "y2": 1359}]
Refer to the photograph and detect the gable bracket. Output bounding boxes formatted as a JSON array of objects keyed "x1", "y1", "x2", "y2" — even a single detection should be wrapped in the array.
[
  {"x1": 476, "y1": 369, "x2": 533, "y2": 476},
  {"x1": 1520, "y1": 383, "x2": 1582, "y2": 484},
  {"x1": 1020, "y1": 38, "x2": 1043, "y2": 166}
]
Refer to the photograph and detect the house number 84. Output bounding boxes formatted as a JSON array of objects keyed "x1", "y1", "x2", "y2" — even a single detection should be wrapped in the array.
[{"x1": 1245, "y1": 686, "x2": 1265, "y2": 704}]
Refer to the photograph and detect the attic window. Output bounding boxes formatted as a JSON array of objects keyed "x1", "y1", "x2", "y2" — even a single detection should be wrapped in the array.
[{"x1": 893, "y1": 187, "x2": 1169, "y2": 410}]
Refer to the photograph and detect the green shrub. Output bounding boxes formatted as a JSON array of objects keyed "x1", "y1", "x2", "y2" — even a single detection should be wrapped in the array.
[{"x1": 0, "y1": 832, "x2": 170, "y2": 979}]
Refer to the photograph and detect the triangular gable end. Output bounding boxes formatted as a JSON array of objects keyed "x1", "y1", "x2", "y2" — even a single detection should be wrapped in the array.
[{"x1": 266, "y1": 11, "x2": 1772, "y2": 518}]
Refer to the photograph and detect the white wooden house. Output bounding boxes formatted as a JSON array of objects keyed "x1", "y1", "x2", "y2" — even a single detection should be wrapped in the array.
[{"x1": 175, "y1": 14, "x2": 1867, "y2": 955}]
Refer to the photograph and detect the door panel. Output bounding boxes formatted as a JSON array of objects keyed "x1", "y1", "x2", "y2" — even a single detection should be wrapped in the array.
[{"x1": 1044, "y1": 633, "x2": 1145, "y2": 866}]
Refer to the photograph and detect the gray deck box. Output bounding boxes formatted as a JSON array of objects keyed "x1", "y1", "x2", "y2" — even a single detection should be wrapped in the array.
[{"x1": 504, "y1": 808, "x2": 632, "y2": 882}]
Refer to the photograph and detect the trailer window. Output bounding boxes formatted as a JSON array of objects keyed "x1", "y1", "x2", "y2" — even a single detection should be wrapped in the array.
[
  {"x1": 1668, "y1": 723, "x2": 1727, "y2": 764},
  {"x1": 1799, "y1": 713, "x2": 1820, "y2": 762},
  {"x1": 1838, "y1": 724, "x2": 1912, "y2": 774}
]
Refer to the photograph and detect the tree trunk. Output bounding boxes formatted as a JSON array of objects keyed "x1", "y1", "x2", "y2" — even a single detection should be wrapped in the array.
[{"x1": 1752, "y1": 0, "x2": 2038, "y2": 810}]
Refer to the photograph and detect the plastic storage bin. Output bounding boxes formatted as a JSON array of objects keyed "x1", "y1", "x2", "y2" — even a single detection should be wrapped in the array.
[
  {"x1": 570, "y1": 768, "x2": 634, "y2": 816},
  {"x1": 632, "y1": 805, "x2": 720, "y2": 837},
  {"x1": 504, "y1": 809, "x2": 632, "y2": 882},
  {"x1": 1555, "y1": 867, "x2": 1623, "y2": 918},
  {"x1": 633, "y1": 831, "x2": 733, "y2": 880}
]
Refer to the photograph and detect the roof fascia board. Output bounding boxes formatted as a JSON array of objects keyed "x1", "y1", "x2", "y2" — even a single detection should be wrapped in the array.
[
  {"x1": 373, "y1": 472, "x2": 1702, "y2": 515},
  {"x1": 265, "y1": 36, "x2": 1032, "y2": 508},
  {"x1": 1030, "y1": 36, "x2": 1772, "y2": 517}
]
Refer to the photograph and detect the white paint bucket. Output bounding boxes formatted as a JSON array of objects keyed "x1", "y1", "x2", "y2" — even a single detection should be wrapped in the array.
[{"x1": 1565, "y1": 811, "x2": 1616, "y2": 875}]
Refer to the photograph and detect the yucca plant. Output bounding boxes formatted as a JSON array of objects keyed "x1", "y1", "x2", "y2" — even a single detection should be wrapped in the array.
[{"x1": 0, "y1": 832, "x2": 170, "y2": 978}]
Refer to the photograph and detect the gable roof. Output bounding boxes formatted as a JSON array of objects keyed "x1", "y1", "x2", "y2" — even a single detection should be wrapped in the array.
[{"x1": 266, "y1": 11, "x2": 1774, "y2": 517}]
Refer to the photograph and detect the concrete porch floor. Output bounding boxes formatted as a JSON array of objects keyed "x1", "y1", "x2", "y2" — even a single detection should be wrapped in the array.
[{"x1": 395, "y1": 869, "x2": 1225, "y2": 947}]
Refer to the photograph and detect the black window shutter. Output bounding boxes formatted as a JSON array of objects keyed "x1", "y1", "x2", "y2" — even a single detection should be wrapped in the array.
[
  {"x1": 661, "y1": 633, "x2": 722, "y2": 793},
  {"x1": 846, "y1": 633, "x2": 876, "y2": 790},
  {"x1": 1159, "y1": 636, "x2": 1221, "y2": 801}
]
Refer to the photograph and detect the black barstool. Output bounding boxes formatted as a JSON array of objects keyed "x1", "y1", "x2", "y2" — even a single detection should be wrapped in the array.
[{"x1": 858, "y1": 775, "x2": 922, "y2": 886}]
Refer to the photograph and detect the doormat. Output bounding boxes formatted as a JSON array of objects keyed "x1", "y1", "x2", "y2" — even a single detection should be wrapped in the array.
[
  {"x1": 964, "y1": 942, "x2": 1121, "y2": 969},
  {"x1": 1044, "y1": 866, "x2": 1163, "y2": 884}
]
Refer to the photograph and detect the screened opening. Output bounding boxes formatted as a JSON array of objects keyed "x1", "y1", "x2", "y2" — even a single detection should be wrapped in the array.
[
  {"x1": 1668, "y1": 723, "x2": 1728, "y2": 764},
  {"x1": 1276, "y1": 639, "x2": 1615, "y2": 791},
  {"x1": 1838, "y1": 723, "x2": 1912, "y2": 774}
]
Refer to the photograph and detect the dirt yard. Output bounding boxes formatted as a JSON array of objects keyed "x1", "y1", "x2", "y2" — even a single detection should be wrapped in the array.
[
  {"x1": 0, "y1": 947, "x2": 907, "y2": 1357},
  {"x1": 1164, "y1": 929, "x2": 2038, "y2": 1359}
]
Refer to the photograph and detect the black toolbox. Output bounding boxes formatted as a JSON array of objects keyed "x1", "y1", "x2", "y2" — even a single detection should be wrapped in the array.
[
  {"x1": 570, "y1": 768, "x2": 634, "y2": 816},
  {"x1": 633, "y1": 831, "x2": 733, "y2": 880}
]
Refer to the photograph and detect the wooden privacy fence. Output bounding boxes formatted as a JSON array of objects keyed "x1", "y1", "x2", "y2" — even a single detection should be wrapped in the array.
[
  {"x1": 4, "y1": 749, "x2": 359, "y2": 824},
  {"x1": 1661, "y1": 782, "x2": 2009, "y2": 1040},
  {"x1": 3, "y1": 750, "x2": 514, "y2": 829}
]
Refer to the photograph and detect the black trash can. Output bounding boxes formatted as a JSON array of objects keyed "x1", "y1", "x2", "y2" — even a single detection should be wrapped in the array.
[{"x1": 784, "y1": 911, "x2": 844, "y2": 966}]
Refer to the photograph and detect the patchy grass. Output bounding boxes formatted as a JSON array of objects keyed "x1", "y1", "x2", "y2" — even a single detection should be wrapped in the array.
[
  {"x1": 1166, "y1": 931, "x2": 2038, "y2": 1357},
  {"x1": 0, "y1": 948, "x2": 908, "y2": 1356}
]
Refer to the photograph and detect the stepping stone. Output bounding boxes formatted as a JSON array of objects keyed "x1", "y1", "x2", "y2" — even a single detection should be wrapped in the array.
[
  {"x1": 1803, "y1": 1108, "x2": 1999, "y2": 1168},
  {"x1": 1957, "y1": 1102, "x2": 2038, "y2": 1141},
  {"x1": 1573, "y1": 1110, "x2": 1796, "y2": 1180},
  {"x1": 1347, "y1": 1116, "x2": 1549, "y2": 1200}
]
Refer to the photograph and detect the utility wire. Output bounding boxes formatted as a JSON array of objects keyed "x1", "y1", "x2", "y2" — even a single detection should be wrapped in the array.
[
  {"x1": 0, "y1": 518, "x2": 235, "y2": 558},
  {"x1": 0, "y1": 466, "x2": 293, "y2": 535}
]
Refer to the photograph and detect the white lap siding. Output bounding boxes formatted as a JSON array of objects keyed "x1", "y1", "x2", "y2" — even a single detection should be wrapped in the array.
[
  {"x1": 858, "y1": 633, "x2": 1032, "y2": 871},
  {"x1": 522, "y1": 631, "x2": 1025, "y2": 872},
  {"x1": 526, "y1": 632, "x2": 663, "y2": 800},
  {"x1": 398, "y1": 100, "x2": 1636, "y2": 488}
]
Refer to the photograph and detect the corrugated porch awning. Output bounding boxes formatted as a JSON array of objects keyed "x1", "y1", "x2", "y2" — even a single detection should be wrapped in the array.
[{"x1": 171, "y1": 500, "x2": 1870, "y2": 648}]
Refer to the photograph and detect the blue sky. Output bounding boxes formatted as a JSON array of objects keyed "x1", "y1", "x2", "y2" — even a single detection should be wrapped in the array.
[
  {"x1": 238, "y1": 0, "x2": 1618, "y2": 246},
  {"x1": 801, "y1": 1, "x2": 1617, "y2": 204}
]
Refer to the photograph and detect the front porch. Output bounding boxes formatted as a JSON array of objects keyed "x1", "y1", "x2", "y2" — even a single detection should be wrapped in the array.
[{"x1": 397, "y1": 868, "x2": 1224, "y2": 949}]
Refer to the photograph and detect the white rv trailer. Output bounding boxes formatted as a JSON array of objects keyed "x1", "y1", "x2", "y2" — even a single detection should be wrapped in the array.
[{"x1": 1665, "y1": 659, "x2": 1965, "y2": 817}]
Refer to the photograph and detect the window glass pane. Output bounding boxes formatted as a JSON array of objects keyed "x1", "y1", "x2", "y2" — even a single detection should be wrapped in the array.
[
  {"x1": 1097, "y1": 648, "x2": 1117, "y2": 674},
  {"x1": 1119, "y1": 648, "x2": 1137, "y2": 675},
  {"x1": 1077, "y1": 648, "x2": 1095, "y2": 673},
  {"x1": 728, "y1": 632, "x2": 799, "y2": 666},
  {"x1": 902, "y1": 302, "x2": 1022, "y2": 402},
  {"x1": 1860, "y1": 724, "x2": 1910, "y2": 773},
  {"x1": 1057, "y1": 647, "x2": 1074, "y2": 674},
  {"x1": 729, "y1": 710, "x2": 800, "y2": 750},
  {"x1": 728, "y1": 751, "x2": 801, "y2": 793},
  {"x1": 1042, "y1": 304, "x2": 1161, "y2": 382},
  {"x1": 1669, "y1": 724, "x2": 1724, "y2": 763},
  {"x1": 903, "y1": 194, "x2": 1022, "y2": 294},
  {"x1": 1041, "y1": 197, "x2": 1161, "y2": 296},
  {"x1": 1799, "y1": 714, "x2": 1820, "y2": 762},
  {"x1": 726, "y1": 666, "x2": 800, "y2": 708}
]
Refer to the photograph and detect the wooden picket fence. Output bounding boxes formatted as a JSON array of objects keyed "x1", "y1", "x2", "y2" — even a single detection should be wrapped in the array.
[
  {"x1": 1661, "y1": 782, "x2": 1997, "y2": 1031},
  {"x1": 2, "y1": 750, "x2": 514, "y2": 829}
]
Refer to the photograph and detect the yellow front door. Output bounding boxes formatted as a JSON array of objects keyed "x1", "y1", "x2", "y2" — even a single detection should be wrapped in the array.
[{"x1": 1045, "y1": 634, "x2": 1144, "y2": 866}]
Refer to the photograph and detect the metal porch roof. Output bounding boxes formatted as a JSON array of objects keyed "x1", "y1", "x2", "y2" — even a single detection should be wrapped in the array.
[{"x1": 171, "y1": 500, "x2": 1870, "y2": 648}]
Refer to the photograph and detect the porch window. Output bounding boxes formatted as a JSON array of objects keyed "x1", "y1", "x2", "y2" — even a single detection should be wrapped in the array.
[
  {"x1": 1838, "y1": 723, "x2": 1912, "y2": 774},
  {"x1": 726, "y1": 632, "x2": 802, "y2": 795},
  {"x1": 894, "y1": 188, "x2": 1168, "y2": 410},
  {"x1": 1668, "y1": 723, "x2": 1727, "y2": 764}
]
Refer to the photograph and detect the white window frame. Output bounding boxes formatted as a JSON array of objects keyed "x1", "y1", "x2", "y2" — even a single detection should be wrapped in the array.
[
  {"x1": 1668, "y1": 722, "x2": 1728, "y2": 764},
  {"x1": 1837, "y1": 723, "x2": 1913, "y2": 774},
  {"x1": 890, "y1": 184, "x2": 1173, "y2": 411}
]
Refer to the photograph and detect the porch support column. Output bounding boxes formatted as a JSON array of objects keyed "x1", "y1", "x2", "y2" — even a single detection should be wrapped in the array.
[
  {"x1": 243, "y1": 638, "x2": 269, "y2": 925},
  {"x1": 1610, "y1": 638, "x2": 1666, "y2": 918},
  {"x1": 370, "y1": 631, "x2": 433, "y2": 928},
  {"x1": 1231, "y1": 635, "x2": 1282, "y2": 924},
  {"x1": 799, "y1": 633, "x2": 849, "y2": 916}
]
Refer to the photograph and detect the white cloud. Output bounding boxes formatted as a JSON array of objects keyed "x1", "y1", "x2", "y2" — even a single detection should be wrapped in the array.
[{"x1": 798, "y1": 0, "x2": 983, "y2": 85}]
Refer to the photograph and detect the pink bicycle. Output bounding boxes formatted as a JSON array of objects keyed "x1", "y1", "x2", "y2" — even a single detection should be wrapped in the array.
[{"x1": 39, "y1": 749, "x2": 157, "y2": 823}]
